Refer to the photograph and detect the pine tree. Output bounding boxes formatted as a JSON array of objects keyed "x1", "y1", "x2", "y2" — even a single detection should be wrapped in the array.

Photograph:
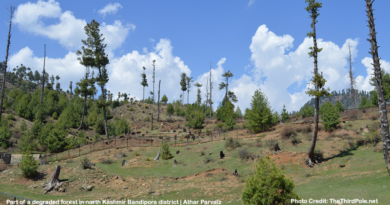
[
  {"x1": 304, "y1": 0, "x2": 331, "y2": 167},
  {"x1": 335, "y1": 101, "x2": 344, "y2": 112},
  {"x1": 320, "y1": 101, "x2": 340, "y2": 131},
  {"x1": 78, "y1": 20, "x2": 110, "y2": 139},
  {"x1": 219, "y1": 70, "x2": 237, "y2": 103},
  {"x1": 246, "y1": 89, "x2": 272, "y2": 133},
  {"x1": 281, "y1": 105, "x2": 289, "y2": 122},
  {"x1": 195, "y1": 82, "x2": 202, "y2": 105},
  {"x1": 141, "y1": 66, "x2": 148, "y2": 102},
  {"x1": 186, "y1": 76, "x2": 194, "y2": 104},
  {"x1": 180, "y1": 73, "x2": 187, "y2": 104}
]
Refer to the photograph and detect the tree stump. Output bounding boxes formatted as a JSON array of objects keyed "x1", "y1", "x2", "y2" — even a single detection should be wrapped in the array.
[
  {"x1": 274, "y1": 142, "x2": 281, "y2": 152},
  {"x1": 44, "y1": 165, "x2": 62, "y2": 194},
  {"x1": 220, "y1": 151, "x2": 225, "y2": 159},
  {"x1": 154, "y1": 149, "x2": 160, "y2": 161},
  {"x1": 173, "y1": 159, "x2": 178, "y2": 166}
]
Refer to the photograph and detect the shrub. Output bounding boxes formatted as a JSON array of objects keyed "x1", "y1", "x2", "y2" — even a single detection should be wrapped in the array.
[
  {"x1": 200, "y1": 151, "x2": 205, "y2": 156},
  {"x1": 313, "y1": 149, "x2": 324, "y2": 161},
  {"x1": 280, "y1": 127, "x2": 295, "y2": 139},
  {"x1": 20, "y1": 151, "x2": 38, "y2": 178},
  {"x1": 52, "y1": 112, "x2": 58, "y2": 120},
  {"x1": 238, "y1": 148, "x2": 253, "y2": 161},
  {"x1": 0, "y1": 120, "x2": 12, "y2": 148},
  {"x1": 20, "y1": 120, "x2": 27, "y2": 131},
  {"x1": 129, "y1": 107, "x2": 134, "y2": 111},
  {"x1": 135, "y1": 152, "x2": 140, "y2": 156},
  {"x1": 320, "y1": 101, "x2": 340, "y2": 131},
  {"x1": 99, "y1": 158, "x2": 113, "y2": 164},
  {"x1": 348, "y1": 110, "x2": 359, "y2": 120},
  {"x1": 80, "y1": 157, "x2": 91, "y2": 169},
  {"x1": 145, "y1": 158, "x2": 151, "y2": 161},
  {"x1": 216, "y1": 122, "x2": 224, "y2": 129},
  {"x1": 144, "y1": 116, "x2": 150, "y2": 122},
  {"x1": 291, "y1": 136, "x2": 301, "y2": 146},
  {"x1": 203, "y1": 155, "x2": 214, "y2": 164},
  {"x1": 6, "y1": 113, "x2": 15, "y2": 121},
  {"x1": 241, "y1": 156, "x2": 300, "y2": 204},
  {"x1": 225, "y1": 117, "x2": 235, "y2": 130},
  {"x1": 167, "y1": 104, "x2": 174, "y2": 115},
  {"x1": 225, "y1": 137, "x2": 241, "y2": 151},
  {"x1": 145, "y1": 105, "x2": 149, "y2": 109},
  {"x1": 161, "y1": 142, "x2": 173, "y2": 160}
]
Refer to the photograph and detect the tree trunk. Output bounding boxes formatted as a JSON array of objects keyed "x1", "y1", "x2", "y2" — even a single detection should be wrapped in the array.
[
  {"x1": 154, "y1": 149, "x2": 160, "y2": 161},
  {"x1": 151, "y1": 113, "x2": 153, "y2": 130},
  {"x1": 157, "y1": 80, "x2": 161, "y2": 122},
  {"x1": 306, "y1": 15, "x2": 319, "y2": 167},
  {"x1": 44, "y1": 165, "x2": 62, "y2": 194},
  {"x1": 0, "y1": 7, "x2": 14, "y2": 123},
  {"x1": 366, "y1": 0, "x2": 390, "y2": 175},
  {"x1": 143, "y1": 86, "x2": 145, "y2": 102},
  {"x1": 209, "y1": 64, "x2": 212, "y2": 119},
  {"x1": 78, "y1": 73, "x2": 88, "y2": 130},
  {"x1": 40, "y1": 45, "x2": 46, "y2": 104},
  {"x1": 101, "y1": 86, "x2": 109, "y2": 140}
]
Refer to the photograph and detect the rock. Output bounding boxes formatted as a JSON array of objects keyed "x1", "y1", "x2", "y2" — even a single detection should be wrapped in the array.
[
  {"x1": 123, "y1": 187, "x2": 128, "y2": 189},
  {"x1": 339, "y1": 164, "x2": 346, "y2": 168},
  {"x1": 102, "y1": 175, "x2": 107, "y2": 178},
  {"x1": 86, "y1": 185, "x2": 94, "y2": 191},
  {"x1": 81, "y1": 184, "x2": 88, "y2": 190}
]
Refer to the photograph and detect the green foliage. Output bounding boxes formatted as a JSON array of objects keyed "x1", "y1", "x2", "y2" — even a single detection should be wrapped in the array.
[
  {"x1": 306, "y1": 74, "x2": 332, "y2": 99},
  {"x1": 235, "y1": 106, "x2": 243, "y2": 119},
  {"x1": 167, "y1": 104, "x2": 174, "y2": 115},
  {"x1": 108, "y1": 117, "x2": 129, "y2": 136},
  {"x1": 129, "y1": 107, "x2": 135, "y2": 111},
  {"x1": 281, "y1": 105, "x2": 289, "y2": 122},
  {"x1": 31, "y1": 120, "x2": 42, "y2": 138},
  {"x1": 135, "y1": 152, "x2": 140, "y2": 156},
  {"x1": 18, "y1": 132, "x2": 36, "y2": 153},
  {"x1": 80, "y1": 157, "x2": 91, "y2": 169},
  {"x1": 20, "y1": 151, "x2": 38, "y2": 178},
  {"x1": 225, "y1": 137, "x2": 241, "y2": 151},
  {"x1": 161, "y1": 142, "x2": 173, "y2": 160},
  {"x1": 77, "y1": 131, "x2": 87, "y2": 145},
  {"x1": 20, "y1": 120, "x2": 27, "y2": 131},
  {"x1": 144, "y1": 116, "x2": 150, "y2": 122},
  {"x1": 216, "y1": 122, "x2": 224, "y2": 129},
  {"x1": 335, "y1": 101, "x2": 344, "y2": 112},
  {"x1": 272, "y1": 111, "x2": 280, "y2": 124},
  {"x1": 300, "y1": 104, "x2": 315, "y2": 117},
  {"x1": 216, "y1": 99, "x2": 235, "y2": 122},
  {"x1": 6, "y1": 113, "x2": 15, "y2": 121},
  {"x1": 246, "y1": 89, "x2": 273, "y2": 134},
  {"x1": 242, "y1": 156, "x2": 300, "y2": 204},
  {"x1": 224, "y1": 117, "x2": 235, "y2": 130},
  {"x1": 175, "y1": 105, "x2": 185, "y2": 117},
  {"x1": 370, "y1": 69, "x2": 390, "y2": 101},
  {"x1": 52, "y1": 112, "x2": 58, "y2": 120},
  {"x1": 187, "y1": 110, "x2": 204, "y2": 129},
  {"x1": 359, "y1": 95, "x2": 373, "y2": 110},
  {"x1": 161, "y1": 95, "x2": 168, "y2": 105},
  {"x1": 320, "y1": 101, "x2": 340, "y2": 131},
  {"x1": 0, "y1": 120, "x2": 12, "y2": 148},
  {"x1": 370, "y1": 90, "x2": 378, "y2": 106}
]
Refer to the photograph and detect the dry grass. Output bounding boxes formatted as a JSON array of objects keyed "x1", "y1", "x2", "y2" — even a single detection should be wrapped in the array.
[{"x1": 280, "y1": 127, "x2": 296, "y2": 139}]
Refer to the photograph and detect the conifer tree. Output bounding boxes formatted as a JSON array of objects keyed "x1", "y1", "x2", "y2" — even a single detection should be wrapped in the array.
[
  {"x1": 195, "y1": 82, "x2": 202, "y2": 105},
  {"x1": 141, "y1": 66, "x2": 148, "y2": 102},
  {"x1": 186, "y1": 76, "x2": 194, "y2": 104},
  {"x1": 180, "y1": 73, "x2": 187, "y2": 104}
]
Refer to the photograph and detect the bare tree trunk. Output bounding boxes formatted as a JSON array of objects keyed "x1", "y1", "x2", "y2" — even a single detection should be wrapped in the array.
[
  {"x1": 348, "y1": 44, "x2": 356, "y2": 108},
  {"x1": 151, "y1": 113, "x2": 153, "y2": 130},
  {"x1": 205, "y1": 77, "x2": 209, "y2": 119},
  {"x1": 209, "y1": 63, "x2": 212, "y2": 119},
  {"x1": 152, "y1": 60, "x2": 155, "y2": 104},
  {"x1": 157, "y1": 80, "x2": 161, "y2": 122},
  {"x1": 78, "y1": 71, "x2": 89, "y2": 130},
  {"x1": 101, "y1": 85, "x2": 109, "y2": 140},
  {"x1": 366, "y1": 0, "x2": 390, "y2": 175},
  {"x1": 0, "y1": 7, "x2": 14, "y2": 123},
  {"x1": 306, "y1": 16, "x2": 319, "y2": 167},
  {"x1": 40, "y1": 44, "x2": 46, "y2": 104},
  {"x1": 44, "y1": 165, "x2": 62, "y2": 194}
]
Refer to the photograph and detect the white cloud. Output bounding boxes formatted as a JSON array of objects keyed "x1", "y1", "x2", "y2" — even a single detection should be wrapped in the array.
[
  {"x1": 14, "y1": 0, "x2": 134, "y2": 56},
  {"x1": 98, "y1": 3, "x2": 123, "y2": 17},
  {"x1": 356, "y1": 57, "x2": 390, "y2": 92},
  {"x1": 245, "y1": 24, "x2": 363, "y2": 113}
]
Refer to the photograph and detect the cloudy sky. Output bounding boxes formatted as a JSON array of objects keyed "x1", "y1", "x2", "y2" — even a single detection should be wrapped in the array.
[{"x1": 0, "y1": 0, "x2": 389, "y2": 113}]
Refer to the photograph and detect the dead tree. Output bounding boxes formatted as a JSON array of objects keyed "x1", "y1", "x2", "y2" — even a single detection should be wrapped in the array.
[
  {"x1": 0, "y1": 6, "x2": 15, "y2": 123},
  {"x1": 204, "y1": 77, "x2": 209, "y2": 119},
  {"x1": 151, "y1": 113, "x2": 153, "y2": 130},
  {"x1": 348, "y1": 44, "x2": 356, "y2": 108},
  {"x1": 365, "y1": 0, "x2": 390, "y2": 175},
  {"x1": 152, "y1": 60, "x2": 156, "y2": 104},
  {"x1": 40, "y1": 44, "x2": 46, "y2": 104},
  {"x1": 157, "y1": 80, "x2": 161, "y2": 122},
  {"x1": 209, "y1": 62, "x2": 213, "y2": 118},
  {"x1": 44, "y1": 165, "x2": 62, "y2": 194},
  {"x1": 154, "y1": 149, "x2": 160, "y2": 161}
]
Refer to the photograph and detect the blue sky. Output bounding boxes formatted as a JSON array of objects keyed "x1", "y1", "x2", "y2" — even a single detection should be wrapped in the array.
[{"x1": 0, "y1": 0, "x2": 389, "y2": 113}]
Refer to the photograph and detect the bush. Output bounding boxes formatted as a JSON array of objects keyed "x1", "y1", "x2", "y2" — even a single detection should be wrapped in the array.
[
  {"x1": 238, "y1": 148, "x2": 253, "y2": 161},
  {"x1": 0, "y1": 120, "x2": 12, "y2": 148},
  {"x1": 145, "y1": 105, "x2": 149, "y2": 109},
  {"x1": 291, "y1": 136, "x2": 301, "y2": 146},
  {"x1": 20, "y1": 151, "x2": 38, "y2": 178},
  {"x1": 280, "y1": 127, "x2": 295, "y2": 139},
  {"x1": 6, "y1": 114, "x2": 15, "y2": 121},
  {"x1": 242, "y1": 156, "x2": 300, "y2": 204},
  {"x1": 225, "y1": 137, "x2": 241, "y2": 151},
  {"x1": 161, "y1": 142, "x2": 173, "y2": 160},
  {"x1": 99, "y1": 158, "x2": 113, "y2": 164},
  {"x1": 187, "y1": 111, "x2": 204, "y2": 129},
  {"x1": 80, "y1": 157, "x2": 91, "y2": 169},
  {"x1": 135, "y1": 152, "x2": 140, "y2": 156},
  {"x1": 144, "y1": 116, "x2": 150, "y2": 122},
  {"x1": 52, "y1": 112, "x2": 58, "y2": 120},
  {"x1": 129, "y1": 107, "x2": 134, "y2": 111},
  {"x1": 320, "y1": 101, "x2": 340, "y2": 131},
  {"x1": 225, "y1": 117, "x2": 235, "y2": 130},
  {"x1": 167, "y1": 104, "x2": 174, "y2": 115},
  {"x1": 203, "y1": 155, "x2": 214, "y2": 164},
  {"x1": 216, "y1": 122, "x2": 224, "y2": 129},
  {"x1": 20, "y1": 120, "x2": 27, "y2": 131}
]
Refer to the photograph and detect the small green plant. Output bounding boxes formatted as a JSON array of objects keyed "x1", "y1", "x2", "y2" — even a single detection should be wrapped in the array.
[
  {"x1": 145, "y1": 158, "x2": 151, "y2": 161},
  {"x1": 52, "y1": 112, "x2": 58, "y2": 120},
  {"x1": 20, "y1": 120, "x2": 27, "y2": 131},
  {"x1": 6, "y1": 114, "x2": 15, "y2": 121},
  {"x1": 144, "y1": 116, "x2": 150, "y2": 122},
  {"x1": 129, "y1": 107, "x2": 135, "y2": 111},
  {"x1": 135, "y1": 152, "x2": 140, "y2": 156},
  {"x1": 225, "y1": 137, "x2": 241, "y2": 151},
  {"x1": 238, "y1": 148, "x2": 252, "y2": 161},
  {"x1": 241, "y1": 156, "x2": 300, "y2": 204},
  {"x1": 161, "y1": 142, "x2": 173, "y2": 160},
  {"x1": 200, "y1": 151, "x2": 205, "y2": 156},
  {"x1": 216, "y1": 122, "x2": 224, "y2": 129},
  {"x1": 20, "y1": 151, "x2": 38, "y2": 178},
  {"x1": 80, "y1": 157, "x2": 91, "y2": 169}
]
